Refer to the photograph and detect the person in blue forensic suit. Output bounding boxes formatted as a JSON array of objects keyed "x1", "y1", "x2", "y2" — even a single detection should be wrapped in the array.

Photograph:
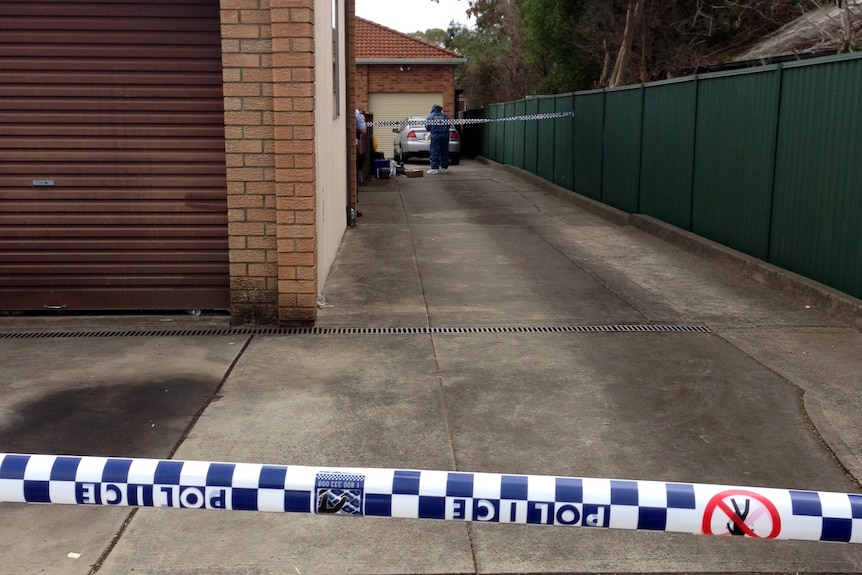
[{"x1": 425, "y1": 104, "x2": 450, "y2": 174}]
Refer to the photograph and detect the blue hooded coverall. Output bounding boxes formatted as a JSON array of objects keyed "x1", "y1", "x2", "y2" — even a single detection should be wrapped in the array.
[{"x1": 425, "y1": 105, "x2": 450, "y2": 170}]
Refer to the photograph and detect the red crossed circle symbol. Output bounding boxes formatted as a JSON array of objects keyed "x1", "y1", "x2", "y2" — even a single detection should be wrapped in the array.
[{"x1": 702, "y1": 489, "x2": 781, "y2": 539}]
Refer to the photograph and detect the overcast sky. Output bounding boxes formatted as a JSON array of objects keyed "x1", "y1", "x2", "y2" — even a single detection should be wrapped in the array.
[{"x1": 355, "y1": 0, "x2": 475, "y2": 34}]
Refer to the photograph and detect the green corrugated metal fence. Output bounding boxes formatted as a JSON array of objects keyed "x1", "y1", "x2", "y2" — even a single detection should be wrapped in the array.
[
  {"x1": 536, "y1": 97, "x2": 555, "y2": 182},
  {"x1": 769, "y1": 56, "x2": 862, "y2": 301},
  {"x1": 692, "y1": 68, "x2": 780, "y2": 260},
  {"x1": 602, "y1": 86, "x2": 642, "y2": 213},
  {"x1": 639, "y1": 78, "x2": 696, "y2": 230},
  {"x1": 573, "y1": 90, "x2": 604, "y2": 201},
  {"x1": 503, "y1": 101, "x2": 516, "y2": 166},
  {"x1": 471, "y1": 52, "x2": 862, "y2": 301},
  {"x1": 524, "y1": 98, "x2": 539, "y2": 174},
  {"x1": 553, "y1": 95, "x2": 574, "y2": 191},
  {"x1": 513, "y1": 99, "x2": 526, "y2": 170}
]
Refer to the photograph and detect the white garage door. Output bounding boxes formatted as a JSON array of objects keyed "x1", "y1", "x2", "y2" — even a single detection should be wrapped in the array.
[{"x1": 368, "y1": 93, "x2": 442, "y2": 160}]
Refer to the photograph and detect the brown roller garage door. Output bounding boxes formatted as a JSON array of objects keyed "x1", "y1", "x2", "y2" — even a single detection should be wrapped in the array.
[{"x1": 0, "y1": 0, "x2": 229, "y2": 312}]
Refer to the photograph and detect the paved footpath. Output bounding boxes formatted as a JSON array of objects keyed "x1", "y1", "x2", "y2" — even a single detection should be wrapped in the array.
[{"x1": 1, "y1": 159, "x2": 861, "y2": 574}]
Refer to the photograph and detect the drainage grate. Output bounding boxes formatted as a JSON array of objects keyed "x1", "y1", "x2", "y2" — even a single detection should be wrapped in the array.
[{"x1": 0, "y1": 324, "x2": 710, "y2": 339}]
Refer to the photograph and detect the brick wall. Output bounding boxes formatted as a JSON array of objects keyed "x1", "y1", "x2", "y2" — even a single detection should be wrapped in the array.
[
  {"x1": 360, "y1": 64, "x2": 457, "y2": 115},
  {"x1": 221, "y1": 0, "x2": 278, "y2": 325},
  {"x1": 355, "y1": 65, "x2": 369, "y2": 111},
  {"x1": 220, "y1": 0, "x2": 318, "y2": 326},
  {"x1": 271, "y1": 1, "x2": 317, "y2": 325}
]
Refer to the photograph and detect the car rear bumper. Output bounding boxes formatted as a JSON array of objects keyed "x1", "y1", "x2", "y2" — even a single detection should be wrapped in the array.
[{"x1": 402, "y1": 143, "x2": 462, "y2": 156}]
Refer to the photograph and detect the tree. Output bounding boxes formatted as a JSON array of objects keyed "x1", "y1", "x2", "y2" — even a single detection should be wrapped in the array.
[
  {"x1": 409, "y1": 28, "x2": 450, "y2": 47},
  {"x1": 457, "y1": 0, "x2": 536, "y2": 106},
  {"x1": 807, "y1": 0, "x2": 862, "y2": 53},
  {"x1": 429, "y1": 0, "x2": 828, "y2": 102},
  {"x1": 608, "y1": 0, "x2": 645, "y2": 87},
  {"x1": 520, "y1": 0, "x2": 598, "y2": 93}
]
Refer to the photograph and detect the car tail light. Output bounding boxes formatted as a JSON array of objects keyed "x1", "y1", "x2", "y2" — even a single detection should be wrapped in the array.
[
  {"x1": 450, "y1": 130, "x2": 459, "y2": 140},
  {"x1": 407, "y1": 130, "x2": 417, "y2": 139}
]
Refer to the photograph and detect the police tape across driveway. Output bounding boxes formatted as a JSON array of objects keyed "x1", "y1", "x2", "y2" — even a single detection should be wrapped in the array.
[
  {"x1": 366, "y1": 111, "x2": 573, "y2": 128},
  {"x1": 2, "y1": 453, "x2": 860, "y2": 543}
]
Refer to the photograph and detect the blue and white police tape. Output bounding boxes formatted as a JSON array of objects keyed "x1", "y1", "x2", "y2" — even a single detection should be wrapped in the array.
[
  {"x1": 367, "y1": 112, "x2": 573, "y2": 128},
  {"x1": 2, "y1": 453, "x2": 860, "y2": 543}
]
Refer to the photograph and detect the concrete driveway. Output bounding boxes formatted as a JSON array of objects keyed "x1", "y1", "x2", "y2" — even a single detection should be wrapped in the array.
[{"x1": 1, "y1": 159, "x2": 861, "y2": 574}]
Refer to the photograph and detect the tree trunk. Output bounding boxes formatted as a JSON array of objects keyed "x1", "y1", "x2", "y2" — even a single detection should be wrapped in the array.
[
  {"x1": 839, "y1": 0, "x2": 852, "y2": 53},
  {"x1": 599, "y1": 40, "x2": 612, "y2": 87},
  {"x1": 609, "y1": 0, "x2": 646, "y2": 87}
]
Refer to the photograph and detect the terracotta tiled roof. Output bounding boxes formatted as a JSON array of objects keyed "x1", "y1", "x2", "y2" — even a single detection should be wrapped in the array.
[{"x1": 355, "y1": 17, "x2": 463, "y2": 61}]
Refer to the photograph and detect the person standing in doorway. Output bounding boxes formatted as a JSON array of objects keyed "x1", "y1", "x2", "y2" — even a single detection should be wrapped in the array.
[{"x1": 425, "y1": 104, "x2": 450, "y2": 174}]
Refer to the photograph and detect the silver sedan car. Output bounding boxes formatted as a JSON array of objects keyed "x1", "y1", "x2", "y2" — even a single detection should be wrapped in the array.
[{"x1": 392, "y1": 116, "x2": 461, "y2": 165}]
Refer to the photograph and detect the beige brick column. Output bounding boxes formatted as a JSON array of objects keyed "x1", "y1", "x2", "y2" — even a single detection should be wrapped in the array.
[
  {"x1": 220, "y1": 0, "x2": 319, "y2": 326},
  {"x1": 220, "y1": 0, "x2": 278, "y2": 325},
  {"x1": 272, "y1": 0, "x2": 317, "y2": 325}
]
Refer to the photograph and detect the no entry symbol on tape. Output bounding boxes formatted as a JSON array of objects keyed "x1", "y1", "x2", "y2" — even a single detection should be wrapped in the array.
[{"x1": 702, "y1": 489, "x2": 781, "y2": 539}]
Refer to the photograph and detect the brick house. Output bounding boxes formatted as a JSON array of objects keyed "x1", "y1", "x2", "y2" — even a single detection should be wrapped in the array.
[
  {"x1": 0, "y1": 0, "x2": 370, "y2": 326},
  {"x1": 354, "y1": 18, "x2": 465, "y2": 159}
]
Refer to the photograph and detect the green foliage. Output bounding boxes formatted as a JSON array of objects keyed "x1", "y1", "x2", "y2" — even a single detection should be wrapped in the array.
[
  {"x1": 520, "y1": 0, "x2": 599, "y2": 92},
  {"x1": 444, "y1": 3, "x2": 536, "y2": 107},
  {"x1": 425, "y1": 0, "x2": 822, "y2": 105},
  {"x1": 409, "y1": 28, "x2": 451, "y2": 48}
]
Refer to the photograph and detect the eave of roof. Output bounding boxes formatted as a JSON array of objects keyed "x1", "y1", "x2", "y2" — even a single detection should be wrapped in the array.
[{"x1": 357, "y1": 58, "x2": 466, "y2": 65}]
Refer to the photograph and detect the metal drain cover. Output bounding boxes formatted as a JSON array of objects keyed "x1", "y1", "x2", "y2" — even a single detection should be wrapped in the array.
[{"x1": 0, "y1": 324, "x2": 710, "y2": 339}]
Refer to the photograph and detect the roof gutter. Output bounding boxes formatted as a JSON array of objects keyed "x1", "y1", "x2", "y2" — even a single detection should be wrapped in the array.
[{"x1": 356, "y1": 58, "x2": 466, "y2": 65}]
